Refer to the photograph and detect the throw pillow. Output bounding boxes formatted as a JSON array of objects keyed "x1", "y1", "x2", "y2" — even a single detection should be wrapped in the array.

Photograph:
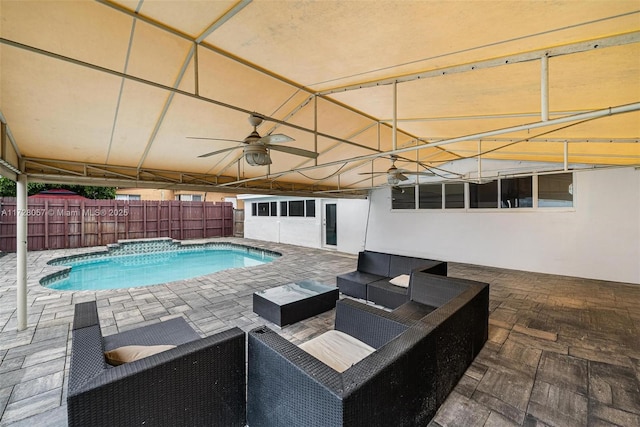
[
  {"x1": 389, "y1": 274, "x2": 410, "y2": 288},
  {"x1": 104, "y1": 344, "x2": 176, "y2": 366}
]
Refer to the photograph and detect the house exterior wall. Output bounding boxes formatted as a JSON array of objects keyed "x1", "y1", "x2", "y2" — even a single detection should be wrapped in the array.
[
  {"x1": 116, "y1": 188, "x2": 244, "y2": 209},
  {"x1": 240, "y1": 168, "x2": 640, "y2": 284},
  {"x1": 365, "y1": 167, "x2": 640, "y2": 284},
  {"x1": 243, "y1": 197, "x2": 369, "y2": 254}
]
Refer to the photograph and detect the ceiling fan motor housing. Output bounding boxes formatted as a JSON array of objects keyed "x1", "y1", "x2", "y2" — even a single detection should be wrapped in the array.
[{"x1": 244, "y1": 130, "x2": 262, "y2": 143}]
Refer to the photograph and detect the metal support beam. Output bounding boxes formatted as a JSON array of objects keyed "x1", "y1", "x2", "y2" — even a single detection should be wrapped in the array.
[
  {"x1": 541, "y1": 55, "x2": 549, "y2": 121},
  {"x1": 16, "y1": 173, "x2": 27, "y2": 331},
  {"x1": 392, "y1": 81, "x2": 398, "y2": 151},
  {"x1": 319, "y1": 31, "x2": 640, "y2": 95},
  {"x1": 1, "y1": 121, "x2": 6, "y2": 159},
  {"x1": 195, "y1": 0, "x2": 252, "y2": 44},
  {"x1": 214, "y1": 102, "x2": 640, "y2": 186}
]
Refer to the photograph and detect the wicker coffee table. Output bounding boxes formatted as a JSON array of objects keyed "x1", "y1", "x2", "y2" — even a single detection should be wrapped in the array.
[{"x1": 253, "y1": 280, "x2": 339, "y2": 327}]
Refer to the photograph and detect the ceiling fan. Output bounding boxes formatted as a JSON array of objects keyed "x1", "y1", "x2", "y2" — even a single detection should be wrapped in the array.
[
  {"x1": 360, "y1": 155, "x2": 434, "y2": 185},
  {"x1": 189, "y1": 113, "x2": 318, "y2": 166}
]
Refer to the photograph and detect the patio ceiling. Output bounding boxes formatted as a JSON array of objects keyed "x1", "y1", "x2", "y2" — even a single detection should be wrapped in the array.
[{"x1": 1, "y1": 0, "x2": 639, "y2": 197}]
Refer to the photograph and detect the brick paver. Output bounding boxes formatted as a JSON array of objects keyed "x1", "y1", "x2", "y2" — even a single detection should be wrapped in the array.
[{"x1": 0, "y1": 238, "x2": 638, "y2": 426}]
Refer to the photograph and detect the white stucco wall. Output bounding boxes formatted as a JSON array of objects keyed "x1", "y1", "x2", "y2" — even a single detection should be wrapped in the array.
[
  {"x1": 243, "y1": 197, "x2": 369, "y2": 254},
  {"x1": 364, "y1": 167, "x2": 640, "y2": 284}
]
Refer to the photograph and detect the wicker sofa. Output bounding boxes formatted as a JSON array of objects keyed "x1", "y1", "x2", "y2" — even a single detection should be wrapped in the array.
[
  {"x1": 67, "y1": 301, "x2": 246, "y2": 427},
  {"x1": 337, "y1": 250, "x2": 447, "y2": 308},
  {"x1": 247, "y1": 272, "x2": 489, "y2": 427}
]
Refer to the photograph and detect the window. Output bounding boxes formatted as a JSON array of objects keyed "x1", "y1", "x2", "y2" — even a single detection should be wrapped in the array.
[
  {"x1": 305, "y1": 200, "x2": 316, "y2": 217},
  {"x1": 391, "y1": 186, "x2": 415, "y2": 209},
  {"x1": 176, "y1": 194, "x2": 202, "y2": 201},
  {"x1": 444, "y1": 184, "x2": 464, "y2": 209},
  {"x1": 501, "y1": 177, "x2": 532, "y2": 208},
  {"x1": 539, "y1": 173, "x2": 573, "y2": 207},
  {"x1": 418, "y1": 184, "x2": 442, "y2": 209},
  {"x1": 288, "y1": 200, "x2": 304, "y2": 216},
  {"x1": 469, "y1": 181, "x2": 498, "y2": 208},
  {"x1": 257, "y1": 202, "x2": 270, "y2": 216},
  {"x1": 389, "y1": 173, "x2": 573, "y2": 211},
  {"x1": 252, "y1": 201, "x2": 278, "y2": 216},
  {"x1": 115, "y1": 194, "x2": 141, "y2": 201},
  {"x1": 278, "y1": 200, "x2": 316, "y2": 217}
]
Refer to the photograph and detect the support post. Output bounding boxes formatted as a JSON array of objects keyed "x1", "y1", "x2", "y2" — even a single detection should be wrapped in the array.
[
  {"x1": 16, "y1": 173, "x2": 27, "y2": 331},
  {"x1": 314, "y1": 95, "x2": 318, "y2": 166},
  {"x1": 478, "y1": 140, "x2": 482, "y2": 180}
]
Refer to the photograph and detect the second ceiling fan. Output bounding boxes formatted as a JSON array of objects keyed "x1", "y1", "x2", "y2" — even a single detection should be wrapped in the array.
[
  {"x1": 360, "y1": 155, "x2": 434, "y2": 185},
  {"x1": 190, "y1": 113, "x2": 318, "y2": 166}
]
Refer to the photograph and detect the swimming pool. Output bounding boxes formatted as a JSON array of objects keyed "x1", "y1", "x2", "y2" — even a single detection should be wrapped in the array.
[{"x1": 42, "y1": 239, "x2": 280, "y2": 291}]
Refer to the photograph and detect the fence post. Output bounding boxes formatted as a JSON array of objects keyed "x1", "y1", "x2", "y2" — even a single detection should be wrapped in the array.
[
  {"x1": 80, "y1": 200, "x2": 85, "y2": 247},
  {"x1": 125, "y1": 201, "x2": 130, "y2": 239},
  {"x1": 168, "y1": 201, "x2": 172, "y2": 238},
  {"x1": 143, "y1": 200, "x2": 147, "y2": 238},
  {"x1": 64, "y1": 200, "x2": 69, "y2": 248},
  {"x1": 97, "y1": 202, "x2": 102, "y2": 246},
  {"x1": 44, "y1": 199, "x2": 50, "y2": 250},
  {"x1": 202, "y1": 201, "x2": 206, "y2": 238},
  {"x1": 113, "y1": 199, "x2": 118, "y2": 242},
  {"x1": 179, "y1": 202, "x2": 183, "y2": 240}
]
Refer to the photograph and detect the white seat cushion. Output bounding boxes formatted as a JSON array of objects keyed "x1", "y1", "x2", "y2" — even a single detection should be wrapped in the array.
[
  {"x1": 299, "y1": 330, "x2": 375, "y2": 373},
  {"x1": 389, "y1": 274, "x2": 410, "y2": 288}
]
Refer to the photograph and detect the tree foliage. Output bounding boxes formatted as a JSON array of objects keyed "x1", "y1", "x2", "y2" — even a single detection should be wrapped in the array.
[{"x1": 0, "y1": 177, "x2": 116, "y2": 199}]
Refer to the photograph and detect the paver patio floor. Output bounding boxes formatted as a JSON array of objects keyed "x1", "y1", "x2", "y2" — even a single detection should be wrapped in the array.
[{"x1": 1, "y1": 238, "x2": 639, "y2": 426}]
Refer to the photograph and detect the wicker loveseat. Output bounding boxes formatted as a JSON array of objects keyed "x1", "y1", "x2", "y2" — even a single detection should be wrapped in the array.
[
  {"x1": 247, "y1": 272, "x2": 489, "y2": 427},
  {"x1": 67, "y1": 301, "x2": 246, "y2": 427},
  {"x1": 337, "y1": 250, "x2": 447, "y2": 308}
]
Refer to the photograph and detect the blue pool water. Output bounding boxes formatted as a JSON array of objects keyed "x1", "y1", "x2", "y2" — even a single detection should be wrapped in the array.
[{"x1": 46, "y1": 248, "x2": 276, "y2": 291}]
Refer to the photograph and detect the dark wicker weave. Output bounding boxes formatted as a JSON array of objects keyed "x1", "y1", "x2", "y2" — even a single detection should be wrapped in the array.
[
  {"x1": 67, "y1": 301, "x2": 246, "y2": 427},
  {"x1": 337, "y1": 250, "x2": 447, "y2": 308},
  {"x1": 253, "y1": 282, "x2": 339, "y2": 326},
  {"x1": 247, "y1": 273, "x2": 489, "y2": 427}
]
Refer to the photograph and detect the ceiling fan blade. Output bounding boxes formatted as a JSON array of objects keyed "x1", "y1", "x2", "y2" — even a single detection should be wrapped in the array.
[
  {"x1": 397, "y1": 173, "x2": 410, "y2": 181},
  {"x1": 187, "y1": 136, "x2": 244, "y2": 143},
  {"x1": 267, "y1": 144, "x2": 318, "y2": 159},
  {"x1": 198, "y1": 146, "x2": 242, "y2": 158},
  {"x1": 398, "y1": 170, "x2": 435, "y2": 176},
  {"x1": 260, "y1": 134, "x2": 294, "y2": 144},
  {"x1": 358, "y1": 171, "x2": 387, "y2": 175}
]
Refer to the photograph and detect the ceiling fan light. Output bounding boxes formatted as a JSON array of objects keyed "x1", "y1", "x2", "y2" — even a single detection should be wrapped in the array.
[
  {"x1": 244, "y1": 144, "x2": 271, "y2": 166},
  {"x1": 387, "y1": 174, "x2": 400, "y2": 185},
  {"x1": 245, "y1": 152, "x2": 271, "y2": 166}
]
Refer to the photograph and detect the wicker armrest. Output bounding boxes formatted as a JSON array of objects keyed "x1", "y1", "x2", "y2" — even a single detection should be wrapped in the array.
[
  {"x1": 247, "y1": 326, "x2": 344, "y2": 426},
  {"x1": 334, "y1": 298, "x2": 409, "y2": 349},
  {"x1": 68, "y1": 327, "x2": 246, "y2": 427}
]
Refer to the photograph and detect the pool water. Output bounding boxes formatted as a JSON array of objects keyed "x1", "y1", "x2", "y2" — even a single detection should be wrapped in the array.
[{"x1": 46, "y1": 248, "x2": 276, "y2": 291}]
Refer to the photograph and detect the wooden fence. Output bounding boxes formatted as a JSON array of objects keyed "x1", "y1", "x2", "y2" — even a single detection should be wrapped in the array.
[{"x1": 0, "y1": 198, "x2": 234, "y2": 252}]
